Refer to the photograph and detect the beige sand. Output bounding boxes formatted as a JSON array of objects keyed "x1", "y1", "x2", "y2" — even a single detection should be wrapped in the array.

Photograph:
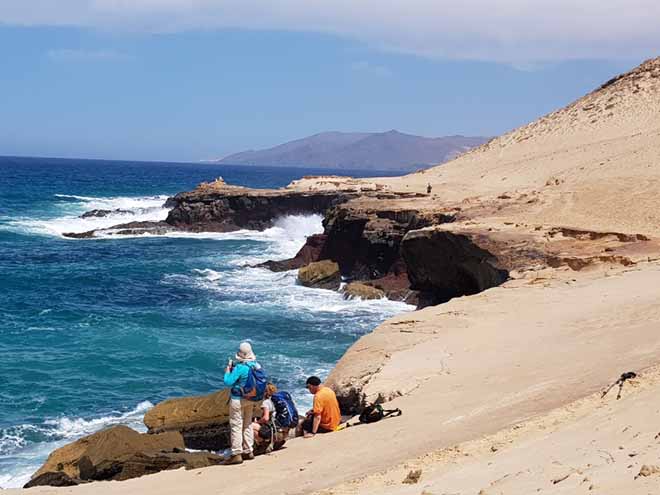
[
  {"x1": 317, "y1": 364, "x2": 660, "y2": 495},
  {"x1": 11, "y1": 58, "x2": 660, "y2": 494}
]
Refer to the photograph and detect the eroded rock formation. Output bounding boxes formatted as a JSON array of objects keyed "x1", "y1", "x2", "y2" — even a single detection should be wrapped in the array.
[
  {"x1": 25, "y1": 425, "x2": 223, "y2": 488},
  {"x1": 401, "y1": 227, "x2": 510, "y2": 307},
  {"x1": 143, "y1": 389, "x2": 232, "y2": 451}
]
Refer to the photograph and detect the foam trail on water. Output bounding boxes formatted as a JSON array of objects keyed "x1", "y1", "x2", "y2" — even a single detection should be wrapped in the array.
[{"x1": 5, "y1": 194, "x2": 170, "y2": 237}]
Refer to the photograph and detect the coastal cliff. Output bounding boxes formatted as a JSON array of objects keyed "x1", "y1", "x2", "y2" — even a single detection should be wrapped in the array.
[{"x1": 22, "y1": 57, "x2": 660, "y2": 494}]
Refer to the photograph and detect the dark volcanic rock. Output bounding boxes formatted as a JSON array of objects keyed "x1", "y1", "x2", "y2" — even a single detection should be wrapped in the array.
[
  {"x1": 63, "y1": 221, "x2": 176, "y2": 239},
  {"x1": 261, "y1": 202, "x2": 455, "y2": 302},
  {"x1": 319, "y1": 206, "x2": 454, "y2": 281},
  {"x1": 258, "y1": 233, "x2": 327, "y2": 271},
  {"x1": 401, "y1": 227, "x2": 509, "y2": 308},
  {"x1": 177, "y1": 424, "x2": 231, "y2": 452},
  {"x1": 165, "y1": 187, "x2": 355, "y2": 232},
  {"x1": 80, "y1": 209, "x2": 133, "y2": 218}
]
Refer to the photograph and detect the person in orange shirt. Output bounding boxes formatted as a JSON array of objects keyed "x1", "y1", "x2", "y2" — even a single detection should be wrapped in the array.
[{"x1": 300, "y1": 376, "x2": 341, "y2": 437}]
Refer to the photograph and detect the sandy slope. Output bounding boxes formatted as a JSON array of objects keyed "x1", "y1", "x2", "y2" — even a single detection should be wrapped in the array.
[
  {"x1": 317, "y1": 364, "x2": 660, "y2": 495},
  {"x1": 11, "y1": 58, "x2": 660, "y2": 494}
]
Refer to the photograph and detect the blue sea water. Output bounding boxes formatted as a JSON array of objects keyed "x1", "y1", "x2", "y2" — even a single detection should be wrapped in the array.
[{"x1": 0, "y1": 157, "x2": 412, "y2": 488}]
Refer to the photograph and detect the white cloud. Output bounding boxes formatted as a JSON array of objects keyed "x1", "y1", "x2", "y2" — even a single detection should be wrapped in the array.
[{"x1": 2, "y1": 0, "x2": 660, "y2": 63}]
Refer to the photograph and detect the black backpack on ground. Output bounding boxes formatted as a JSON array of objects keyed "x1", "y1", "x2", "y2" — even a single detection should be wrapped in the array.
[{"x1": 358, "y1": 403, "x2": 402, "y2": 424}]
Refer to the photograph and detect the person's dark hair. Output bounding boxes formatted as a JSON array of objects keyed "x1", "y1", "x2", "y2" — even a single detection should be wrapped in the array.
[
  {"x1": 306, "y1": 376, "x2": 321, "y2": 386},
  {"x1": 258, "y1": 423, "x2": 273, "y2": 440}
]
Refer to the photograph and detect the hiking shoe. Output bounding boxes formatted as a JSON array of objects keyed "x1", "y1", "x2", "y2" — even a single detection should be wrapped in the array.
[
  {"x1": 223, "y1": 455, "x2": 243, "y2": 465},
  {"x1": 242, "y1": 452, "x2": 255, "y2": 461}
]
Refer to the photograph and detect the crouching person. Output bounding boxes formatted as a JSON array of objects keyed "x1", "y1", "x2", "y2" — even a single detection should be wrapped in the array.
[
  {"x1": 300, "y1": 376, "x2": 340, "y2": 437},
  {"x1": 223, "y1": 341, "x2": 267, "y2": 465},
  {"x1": 253, "y1": 383, "x2": 299, "y2": 454}
]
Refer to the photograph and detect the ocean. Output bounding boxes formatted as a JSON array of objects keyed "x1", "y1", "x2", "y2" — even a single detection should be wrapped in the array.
[{"x1": 0, "y1": 156, "x2": 412, "y2": 488}]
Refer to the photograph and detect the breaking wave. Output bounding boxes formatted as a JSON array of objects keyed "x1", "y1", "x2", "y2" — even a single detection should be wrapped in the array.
[
  {"x1": 0, "y1": 401, "x2": 153, "y2": 489},
  {"x1": 4, "y1": 194, "x2": 170, "y2": 237}
]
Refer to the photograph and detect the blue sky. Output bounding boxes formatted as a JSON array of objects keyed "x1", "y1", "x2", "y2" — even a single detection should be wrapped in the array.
[{"x1": 0, "y1": 1, "x2": 657, "y2": 161}]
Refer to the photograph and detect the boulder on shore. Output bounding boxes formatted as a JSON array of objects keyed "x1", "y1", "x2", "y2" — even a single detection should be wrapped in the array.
[
  {"x1": 297, "y1": 260, "x2": 341, "y2": 290},
  {"x1": 342, "y1": 282, "x2": 385, "y2": 300},
  {"x1": 26, "y1": 425, "x2": 223, "y2": 488},
  {"x1": 143, "y1": 388, "x2": 232, "y2": 451}
]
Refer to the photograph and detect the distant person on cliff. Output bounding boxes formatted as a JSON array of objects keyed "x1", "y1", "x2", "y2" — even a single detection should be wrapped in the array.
[
  {"x1": 223, "y1": 341, "x2": 268, "y2": 465},
  {"x1": 426, "y1": 183, "x2": 432, "y2": 194},
  {"x1": 300, "y1": 376, "x2": 341, "y2": 437}
]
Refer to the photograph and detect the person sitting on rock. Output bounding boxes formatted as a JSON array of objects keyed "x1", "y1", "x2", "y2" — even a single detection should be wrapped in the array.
[
  {"x1": 300, "y1": 376, "x2": 341, "y2": 437},
  {"x1": 222, "y1": 341, "x2": 266, "y2": 465},
  {"x1": 253, "y1": 383, "x2": 299, "y2": 453}
]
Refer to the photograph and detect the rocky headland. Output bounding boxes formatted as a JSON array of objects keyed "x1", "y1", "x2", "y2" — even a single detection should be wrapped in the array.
[{"x1": 19, "y1": 57, "x2": 660, "y2": 494}]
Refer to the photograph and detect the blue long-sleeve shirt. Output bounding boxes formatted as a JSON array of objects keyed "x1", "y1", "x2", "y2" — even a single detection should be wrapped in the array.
[{"x1": 223, "y1": 361, "x2": 258, "y2": 399}]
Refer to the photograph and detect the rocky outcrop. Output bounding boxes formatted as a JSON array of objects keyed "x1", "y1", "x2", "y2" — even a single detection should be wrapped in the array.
[
  {"x1": 80, "y1": 209, "x2": 133, "y2": 218},
  {"x1": 165, "y1": 184, "x2": 355, "y2": 233},
  {"x1": 342, "y1": 282, "x2": 385, "y2": 300},
  {"x1": 318, "y1": 206, "x2": 448, "y2": 280},
  {"x1": 26, "y1": 425, "x2": 223, "y2": 488},
  {"x1": 143, "y1": 389, "x2": 231, "y2": 451},
  {"x1": 64, "y1": 180, "x2": 359, "y2": 238},
  {"x1": 64, "y1": 221, "x2": 176, "y2": 238},
  {"x1": 270, "y1": 201, "x2": 454, "y2": 303},
  {"x1": 401, "y1": 227, "x2": 510, "y2": 308},
  {"x1": 298, "y1": 260, "x2": 341, "y2": 290}
]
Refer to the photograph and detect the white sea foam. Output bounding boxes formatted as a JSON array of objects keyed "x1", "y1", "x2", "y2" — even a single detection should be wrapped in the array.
[
  {"x1": 158, "y1": 213, "x2": 324, "y2": 261},
  {"x1": 42, "y1": 400, "x2": 153, "y2": 438},
  {"x1": 0, "y1": 401, "x2": 153, "y2": 489},
  {"x1": 6, "y1": 194, "x2": 170, "y2": 237},
  {"x1": 193, "y1": 268, "x2": 222, "y2": 281},
  {"x1": 172, "y1": 264, "x2": 412, "y2": 330}
]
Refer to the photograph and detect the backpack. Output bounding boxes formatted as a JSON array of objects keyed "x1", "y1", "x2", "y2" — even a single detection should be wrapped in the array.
[
  {"x1": 270, "y1": 391, "x2": 299, "y2": 428},
  {"x1": 240, "y1": 364, "x2": 268, "y2": 401},
  {"x1": 358, "y1": 403, "x2": 402, "y2": 424}
]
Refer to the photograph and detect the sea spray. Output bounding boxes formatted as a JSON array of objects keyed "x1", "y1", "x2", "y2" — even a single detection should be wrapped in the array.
[{"x1": 5, "y1": 194, "x2": 171, "y2": 237}]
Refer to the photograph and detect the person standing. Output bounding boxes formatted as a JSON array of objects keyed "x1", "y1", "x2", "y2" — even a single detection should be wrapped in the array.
[
  {"x1": 301, "y1": 376, "x2": 341, "y2": 437},
  {"x1": 223, "y1": 341, "x2": 264, "y2": 465}
]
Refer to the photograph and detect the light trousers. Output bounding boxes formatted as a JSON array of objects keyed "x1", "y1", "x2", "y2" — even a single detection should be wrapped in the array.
[{"x1": 229, "y1": 398, "x2": 260, "y2": 456}]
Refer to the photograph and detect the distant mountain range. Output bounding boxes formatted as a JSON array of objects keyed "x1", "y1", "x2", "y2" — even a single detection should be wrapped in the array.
[{"x1": 214, "y1": 130, "x2": 489, "y2": 171}]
